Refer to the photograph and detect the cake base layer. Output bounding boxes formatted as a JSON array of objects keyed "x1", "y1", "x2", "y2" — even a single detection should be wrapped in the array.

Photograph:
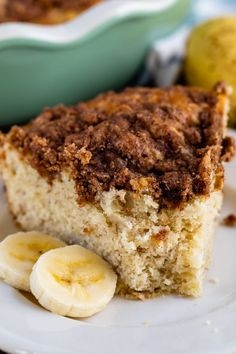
[{"x1": 1, "y1": 146, "x2": 222, "y2": 297}]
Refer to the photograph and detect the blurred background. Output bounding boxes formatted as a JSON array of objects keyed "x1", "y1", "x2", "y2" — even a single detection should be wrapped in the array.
[{"x1": 0, "y1": 0, "x2": 236, "y2": 127}]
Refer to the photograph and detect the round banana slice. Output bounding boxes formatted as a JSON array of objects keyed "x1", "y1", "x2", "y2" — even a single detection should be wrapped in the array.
[
  {"x1": 0, "y1": 231, "x2": 65, "y2": 291},
  {"x1": 30, "y1": 245, "x2": 117, "y2": 318}
]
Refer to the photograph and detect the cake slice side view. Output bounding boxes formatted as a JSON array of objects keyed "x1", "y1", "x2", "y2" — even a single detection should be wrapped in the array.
[{"x1": 1, "y1": 83, "x2": 234, "y2": 298}]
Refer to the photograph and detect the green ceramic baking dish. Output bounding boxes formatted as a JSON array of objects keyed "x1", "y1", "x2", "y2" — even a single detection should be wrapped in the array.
[{"x1": 0, "y1": 0, "x2": 190, "y2": 125}]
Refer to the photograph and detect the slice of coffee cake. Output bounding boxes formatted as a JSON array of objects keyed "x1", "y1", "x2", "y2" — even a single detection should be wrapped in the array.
[{"x1": 0, "y1": 83, "x2": 234, "y2": 298}]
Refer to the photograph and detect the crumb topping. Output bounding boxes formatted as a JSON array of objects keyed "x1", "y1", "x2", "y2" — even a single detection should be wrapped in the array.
[
  {"x1": 223, "y1": 213, "x2": 236, "y2": 227},
  {"x1": 6, "y1": 83, "x2": 235, "y2": 208}
]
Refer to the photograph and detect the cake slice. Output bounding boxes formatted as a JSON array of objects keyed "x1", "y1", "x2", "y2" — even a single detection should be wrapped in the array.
[{"x1": 0, "y1": 83, "x2": 234, "y2": 298}]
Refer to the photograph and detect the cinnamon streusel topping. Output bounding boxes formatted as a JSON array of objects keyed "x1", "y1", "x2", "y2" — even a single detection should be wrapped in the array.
[{"x1": 6, "y1": 83, "x2": 235, "y2": 208}]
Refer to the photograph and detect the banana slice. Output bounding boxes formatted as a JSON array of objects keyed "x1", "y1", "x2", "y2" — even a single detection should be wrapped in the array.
[
  {"x1": 30, "y1": 245, "x2": 117, "y2": 318},
  {"x1": 0, "y1": 231, "x2": 65, "y2": 291}
]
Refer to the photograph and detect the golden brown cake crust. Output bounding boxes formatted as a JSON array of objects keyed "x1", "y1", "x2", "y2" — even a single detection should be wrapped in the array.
[{"x1": 5, "y1": 83, "x2": 235, "y2": 208}]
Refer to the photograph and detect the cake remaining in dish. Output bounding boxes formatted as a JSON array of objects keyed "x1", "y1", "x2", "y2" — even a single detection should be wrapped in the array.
[
  {"x1": 0, "y1": 0, "x2": 102, "y2": 24},
  {"x1": 0, "y1": 83, "x2": 234, "y2": 298}
]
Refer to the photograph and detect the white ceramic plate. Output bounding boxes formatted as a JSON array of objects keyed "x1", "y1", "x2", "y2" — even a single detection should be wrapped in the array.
[{"x1": 0, "y1": 131, "x2": 236, "y2": 354}]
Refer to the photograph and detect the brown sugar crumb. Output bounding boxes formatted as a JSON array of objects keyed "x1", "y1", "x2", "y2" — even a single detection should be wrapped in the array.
[
  {"x1": 5, "y1": 83, "x2": 235, "y2": 208},
  {"x1": 223, "y1": 214, "x2": 236, "y2": 227},
  {"x1": 221, "y1": 137, "x2": 236, "y2": 162},
  {"x1": 151, "y1": 229, "x2": 168, "y2": 243}
]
